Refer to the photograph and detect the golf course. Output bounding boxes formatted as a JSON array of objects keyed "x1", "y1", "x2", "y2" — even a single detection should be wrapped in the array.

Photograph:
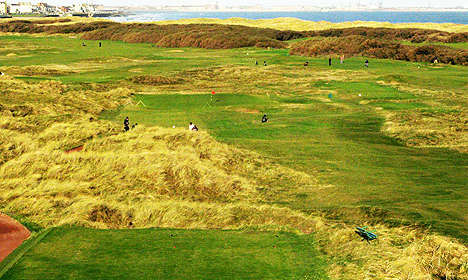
[{"x1": 0, "y1": 17, "x2": 467, "y2": 279}]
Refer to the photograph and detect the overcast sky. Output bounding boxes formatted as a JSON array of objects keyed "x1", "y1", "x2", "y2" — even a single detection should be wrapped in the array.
[{"x1": 19, "y1": 0, "x2": 468, "y2": 8}]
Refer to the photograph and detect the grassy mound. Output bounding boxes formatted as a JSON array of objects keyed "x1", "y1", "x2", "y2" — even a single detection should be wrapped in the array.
[
  {"x1": 290, "y1": 36, "x2": 468, "y2": 65},
  {"x1": 0, "y1": 21, "x2": 299, "y2": 49},
  {"x1": 0, "y1": 125, "x2": 319, "y2": 229},
  {"x1": 308, "y1": 27, "x2": 468, "y2": 43},
  {"x1": 129, "y1": 75, "x2": 184, "y2": 85}
]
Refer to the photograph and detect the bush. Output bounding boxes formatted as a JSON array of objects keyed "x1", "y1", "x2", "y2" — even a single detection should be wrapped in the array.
[
  {"x1": 309, "y1": 27, "x2": 468, "y2": 44},
  {"x1": 0, "y1": 21, "x2": 296, "y2": 49},
  {"x1": 290, "y1": 36, "x2": 468, "y2": 65}
]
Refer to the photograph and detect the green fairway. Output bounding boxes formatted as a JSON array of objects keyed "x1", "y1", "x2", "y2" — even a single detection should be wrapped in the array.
[
  {"x1": 1, "y1": 227, "x2": 327, "y2": 280},
  {"x1": 103, "y1": 91, "x2": 468, "y2": 241},
  {"x1": 0, "y1": 35, "x2": 297, "y2": 83}
]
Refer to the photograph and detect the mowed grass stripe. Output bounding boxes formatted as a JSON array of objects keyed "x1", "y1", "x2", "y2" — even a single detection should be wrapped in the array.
[{"x1": 1, "y1": 227, "x2": 328, "y2": 280}]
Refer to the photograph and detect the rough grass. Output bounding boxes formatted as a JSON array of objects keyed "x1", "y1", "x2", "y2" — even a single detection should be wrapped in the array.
[
  {"x1": 382, "y1": 110, "x2": 468, "y2": 153},
  {"x1": 290, "y1": 36, "x2": 468, "y2": 65}
]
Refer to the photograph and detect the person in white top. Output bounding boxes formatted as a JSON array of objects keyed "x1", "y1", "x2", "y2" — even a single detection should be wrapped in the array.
[{"x1": 189, "y1": 122, "x2": 199, "y2": 131}]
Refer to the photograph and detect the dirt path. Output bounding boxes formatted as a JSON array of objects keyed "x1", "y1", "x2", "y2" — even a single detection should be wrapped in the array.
[{"x1": 0, "y1": 213, "x2": 30, "y2": 263}]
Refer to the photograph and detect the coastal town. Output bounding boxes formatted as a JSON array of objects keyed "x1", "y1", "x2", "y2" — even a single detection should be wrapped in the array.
[
  {"x1": 0, "y1": 0, "x2": 467, "y2": 18},
  {"x1": 0, "y1": 2, "x2": 122, "y2": 17}
]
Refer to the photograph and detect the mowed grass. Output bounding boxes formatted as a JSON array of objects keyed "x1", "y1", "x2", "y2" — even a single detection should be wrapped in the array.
[
  {"x1": 0, "y1": 35, "x2": 295, "y2": 83},
  {"x1": 1, "y1": 227, "x2": 327, "y2": 280}
]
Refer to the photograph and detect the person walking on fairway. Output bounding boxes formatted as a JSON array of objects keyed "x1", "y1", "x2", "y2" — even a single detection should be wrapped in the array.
[
  {"x1": 262, "y1": 114, "x2": 268, "y2": 123},
  {"x1": 328, "y1": 57, "x2": 332, "y2": 66},
  {"x1": 99, "y1": 42, "x2": 102, "y2": 47},
  {"x1": 124, "y1": 117, "x2": 130, "y2": 132},
  {"x1": 365, "y1": 59, "x2": 369, "y2": 67},
  {"x1": 264, "y1": 61, "x2": 267, "y2": 66}
]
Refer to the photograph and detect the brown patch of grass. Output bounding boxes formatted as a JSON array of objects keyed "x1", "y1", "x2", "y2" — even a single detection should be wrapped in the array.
[
  {"x1": 1, "y1": 65, "x2": 76, "y2": 76},
  {"x1": 382, "y1": 110, "x2": 468, "y2": 153},
  {"x1": 129, "y1": 75, "x2": 184, "y2": 85},
  {"x1": 310, "y1": 27, "x2": 468, "y2": 43},
  {"x1": 89, "y1": 205, "x2": 129, "y2": 229},
  {"x1": 229, "y1": 107, "x2": 260, "y2": 114}
]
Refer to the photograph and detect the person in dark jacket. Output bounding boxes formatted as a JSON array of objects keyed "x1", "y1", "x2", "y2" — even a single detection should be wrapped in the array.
[
  {"x1": 124, "y1": 117, "x2": 130, "y2": 131},
  {"x1": 262, "y1": 114, "x2": 268, "y2": 123}
]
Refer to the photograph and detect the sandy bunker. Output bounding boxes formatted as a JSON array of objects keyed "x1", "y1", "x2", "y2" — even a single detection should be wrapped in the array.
[{"x1": 0, "y1": 213, "x2": 30, "y2": 262}]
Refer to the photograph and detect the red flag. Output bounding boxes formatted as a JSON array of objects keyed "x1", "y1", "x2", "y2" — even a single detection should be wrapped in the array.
[{"x1": 211, "y1": 91, "x2": 215, "y2": 95}]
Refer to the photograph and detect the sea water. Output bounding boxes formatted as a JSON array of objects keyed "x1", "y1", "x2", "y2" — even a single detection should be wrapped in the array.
[{"x1": 106, "y1": 11, "x2": 468, "y2": 24}]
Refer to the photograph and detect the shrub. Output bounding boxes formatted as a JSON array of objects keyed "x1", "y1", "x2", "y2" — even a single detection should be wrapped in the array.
[{"x1": 290, "y1": 36, "x2": 468, "y2": 65}]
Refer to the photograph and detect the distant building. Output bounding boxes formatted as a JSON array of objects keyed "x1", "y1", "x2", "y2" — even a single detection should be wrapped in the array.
[
  {"x1": 0, "y1": 2, "x2": 8, "y2": 14},
  {"x1": 59, "y1": 6, "x2": 70, "y2": 13},
  {"x1": 36, "y1": 2, "x2": 58, "y2": 14},
  {"x1": 72, "y1": 3, "x2": 95, "y2": 14},
  {"x1": 10, "y1": 2, "x2": 33, "y2": 14}
]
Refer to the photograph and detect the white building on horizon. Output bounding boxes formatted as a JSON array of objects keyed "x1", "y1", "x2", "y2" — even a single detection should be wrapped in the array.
[
  {"x1": 10, "y1": 2, "x2": 33, "y2": 14},
  {"x1": 0, "y1": 1, "x2": 8, "y2": 14}
]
